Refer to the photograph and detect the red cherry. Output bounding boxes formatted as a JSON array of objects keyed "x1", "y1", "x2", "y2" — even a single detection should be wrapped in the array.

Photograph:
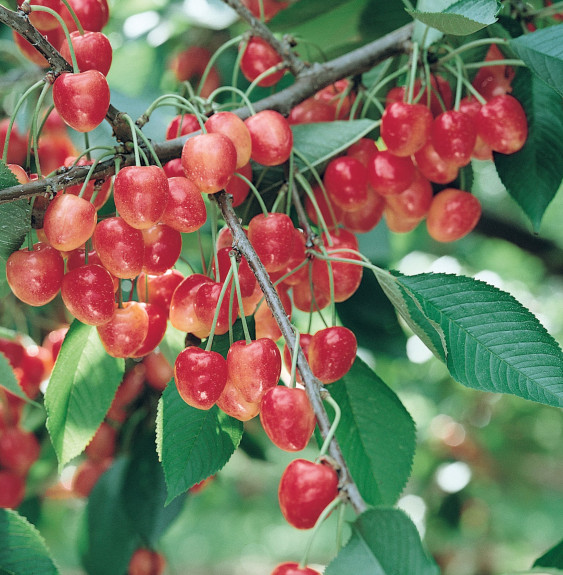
[
  {"x1": 458, "y1": 97, "x2": 493, "y2": 161},
  {"x1": 271, "y1": 562, "x2": 321, "y2": 575},
  {"x1": 476, "y1": 94, "x2": 527, "y2": 155},
  {"x1": 386, "y1": 75, "x2": 453, "y2": 117},
  {"x1": 59, "y1": 31, "x2": 112, "y2": 75},
  {"x1": 141, "y1": 224, "x2": 182, "y2": 275},
  {"x1": 381, "y1": 101, "x2": 433, "y2": 157},
  {"x1": 254, "y1": 286, "x2": 292, "y2": 341},
  {"x1": 63, "y1": 156, "x2": 112, "y2": 210},
  {"x1": 107, "y1": 364, "x2": 146, "y2": 421},
  {"x1": 66, "y1": 247, "x2": 118, "y2": 292},
  {"x1": 276, "y1": 228, "x2": 308, "y2": 287},
  {"x1": 85, "y1": 421, "x2": 116, "y2": 463},
  {"x1": 160, "y1": 176, "x2": 206, "y2": 234},
  {"x1": 314, "y1": 80, "x2": 355, "y2": 119},
  {"x1": 169, "y1": 274, "x2": 213, "y2": 337},
  {"x1": 194, "y1": 281, "x2": 239, "y2": 337},
  {"x1": 60, "y1": 0, "x2": 109, "y2": 32},
  {"x1": 260, "y1": 387, "x2": 316, "y2": 451},
  {"x1": 72, "y1": 458, "x2": 111, "y2": 497},
  {"x1": 162, "y1": 158, "x2": 184, "y2": 178},
  {"x1": 181, "y1": 132, "x2": 237, "y2": 194},
  {"x1": 278, "y1": 459, "x2": 339, "y2": 529},
  {"x1": 13, "y1": 27, "x2": 63, "y2": 67},
  {"x1": 61, "y1": 264, "x2": 115, "y2": 326},
  {"x1": 137, "y1": 269, "x2": 184, "y2": 313},
  {"x1": 212, "y1": 247, "x2": 256, "y2": 298},
  {"x1": 308, "y1": 326, "x2": 357, "y2": 384},
  {"x1": 0, "y1": 428, "x2": 40, "y2": 475},
  {"x1": 323, "y1": 156, "x2": 368, "y2": 212},
  {"x1": 6, "y1": 243, "x2": 64, "y2": 306},
  {"x1": 92, "y1": 217, "x2": 145, "y2": 279},
  {"x1": 227, "y1": 339, "x2": 282, "y2": 404},
  {"x1": 367, "y1": 150, "x2": 415, "y2": 196},
  {"x1": 52, "y1": 71, "x2": 110, "y2": 132},
  {"x1": 288, "y1": 98, "x2": 336, "y2": 125},
  {"x1": 130, "y1": 302, "x2": 168, "y2": 358},
  {"x1": 426, "y1": 188, "x2": 482, "y2": 242},
  {"x1": 240, "y1": 36, "x2": 285, "y2": 87},
  {"x1": 0, "y1": 470, "x2": 26, "y2": 509},
  {"x1": 226, "y1": 162, "x2": 253, "y2": 208},
  {"x1": 304, "y1": 184, "x2": 343, "y2": 230},
  {"x1": 165, "y1": 114, "x2": 200, "y2": 140},
  {"x1": 216, "y1": 378, "x2": 260, "y2": 421},
  {"x1": 143, "y1": 351, "x2": 173, "y2": 392},
  {"x1": 128, "y1": 548, "x2": 166, "y2": 575},
  {"x1": 384, "y1": 169, "x2": 433, "y2": 222},
  {"x1": 43, "y1": 193, "x2": 97, "y2": 252},
  {"x1": 341, "y1": 185, "x2": 385, "y2": 234},
  {"x1": 42, "y1": 326, "x2": 68, "y2": 363},
  {"x1": 414, "y1": 140, "x2": 459, "y2": 184},
  {"x1": 248, "y1": 212, "x2": 295, "y2": 273},
  {"x1": 205, "y1": 111, "x2": 252, "y2": 169},
  {"x1": 431, "y1": 110, "x2": 476, "y2": 167},
  {"x1": 17, "y1": 0, "x2": 62, "y2": 31},
  {"x1": 170, "y1": 46, "x2": 221, "y2": 98},
  {"x1": 346, "y1": 137, "x2": 377, "y2": 166},
  {"x1": 37, "y1": 133, "x2": 78, "y2": 176},
  {"x1": 0, "y1": 338, "x2": 24, "y2": 368},
  {"x1": 245, "y1": 110, "x2": 293, "y2": 166},
  {"x1": 292, "y1": 275, "x2": 331, "y2": 313},
  {"x1": 472, "y1": 44, "x2": 515, "y2": 101},
  {"x1": 174, "y1": 347, "x2": 228, "y2": 410},
  {"x1": 241, "y1": 0, "x2": 288, "y2": 21},
  {"x1": 97, "y1": 302, "x2": 149, "y2": 358},
  {"x1": 0, "y1": 119, "x2": 27, "y2": 166}
]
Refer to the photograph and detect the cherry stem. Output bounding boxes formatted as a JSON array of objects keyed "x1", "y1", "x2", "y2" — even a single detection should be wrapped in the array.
[
  {"x1": 233, "y1": 172, "x2": 269, "y2": 216},
  {"x1": 59, "y1": 0, "x2": 84, "y2": 35},
  {"x1": 244, "y1": 62, "x2": 287, "y2": 99},
  {"x1": 359, "y1": 64, "x2": 408, "y2": 118},
  {"x1": 295, "y1": 172, "x2": 334, "y2": 244},
  {"x1": 204, "y1": 266, "x2": 234, "y2": 352},
  {"x1": 207, "y1": 86, "x2": 256, "y2": 115},
  {"x1": 441, "y1": 63, "x2": 487, "y2": 105},
  {"x1": 229, "y1": 251, "x2": 252, "y2": 344},
  {"x1": 31, "y1": 80, "x2": 52, "y2": 179},
  {"x1": 78, "y1": 151, "x2": 114, "y2": 199},
  {"x1": 437, "y1": 37, "x2": 510, "y2": 66},
  {"x1": 464, "y1": 59, "x2": 525, "y2": 69},
  {"x1": 122, "y1": 115, "x2": 141, "y2": 167},
  {"x1": 134, "y1": 126, "x2": 162, "y2": 168},
  {"x1": 140, "y1": 94, "x2": 207, "y2": 132},
  {"x1": 196, "y1": 35, "x2": 243, "y2": 97},
  {"x1": 289, "y1": 330, "x2": 301, "y2": 389},
  {"x1": 406, "y1": 42, "x2": 419, "y2": 104},
  {"x1": 285, "y1": 154, "x2": 295, "y2": 216},
  {"x1": 319, "y1": 393, "x2": 341, "y2": 458}
]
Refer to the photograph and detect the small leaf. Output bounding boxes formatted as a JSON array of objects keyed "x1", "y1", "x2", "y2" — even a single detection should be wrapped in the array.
[
  {"x1": 396, "y1": 273, "x2": 563, "y2": 407},
  {"x1": 45, "y1": 321, "x2": 125, "y2": 468},
  {"x1": 510, "y1": 24, "x2": 563, "y2": 98},
  {"x1": 0, "y1": 352, "x2": 39, "y2": 406},
  {"x1": 0, "y1": 509, "x2": 59, "y2": 575},
  {"x1": 494, "y1": 68, "x2": 563, "y2": 231},
  {"x1": 327, "y1": 357, "x2": 416, "y2": 506},
  {"x1": 325, "y1": 508, "x2": 439, "y2": 575},
  {"x1": 408, "y1": 0, "x2": 500, "y2": 35},
  {"x1": 534, "y1": 538, "x2": 563, "y2": 569}
]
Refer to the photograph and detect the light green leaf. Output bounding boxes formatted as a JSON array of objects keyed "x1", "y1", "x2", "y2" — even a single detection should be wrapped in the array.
[
  {"x1": 510, "y1": 24, "x2": 563, "y2": 98},
  {"x1": 396, "y1": 273, "x2": 563, "y2": 407},
  {"x1": 327, "y1": 357, "x2": 416, "y2": 506},
  {"x1": 45, "y1": 321, "x2": 124, "y2": 468},
  {"x1": 408, "y1": 0, "x2": 500, "y2": 35},
  {"x1": 0, "y1": 509, "x2": 59, "y2": 575},
  {"x1": 0, "y1": 352, "x2": 39, "y2": 407},
  {"x1": 325, "y1": 508, "x2": 439, "y2": 575}
]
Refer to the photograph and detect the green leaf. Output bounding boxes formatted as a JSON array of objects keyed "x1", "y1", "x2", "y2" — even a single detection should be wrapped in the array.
[
  {"x1": 325, "y1": 508, "x2": 439, "y2": 575},
  {"x1": 501, "y1": 571, "x2": 563, "y2": 575},
  {"x1": 269, "y1": 0, "x2": 353, "y2": 30},
  {"x1": 359, "y1": 0, "x2": 412, "y2": 41},
  {"x1": 395, "y1": 273, "x2": 563, "y2": 407},
  {"x1": 510, "y1": 25, "x2": 563, "y2": 98},
  {"x1": 45, "y1": 321, "x2": 125, "y2": 468},
  {"x1": 0, "y1": 509, "x2": 59, "y2": 575},
  {"x1": 0, "y1": 352, "x2": 39, "y2": 407},
  {"x1": 408, "y1": 0, "x2": 500, "y2": 35},
  {"x1": 494, "y1": 68, "x2": 563, "y2": 231},
  {"x1": 535, "y1": 538, "x2": 563, "y2": 569},
  {"x1": 327, "y1": 358, "x2": 416, "y2": 506}
]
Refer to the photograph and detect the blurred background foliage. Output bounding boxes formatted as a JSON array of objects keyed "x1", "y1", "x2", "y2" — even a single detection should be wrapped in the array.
[{"x1": 0, "y1": 0, "x2": 562, "y2": 573}]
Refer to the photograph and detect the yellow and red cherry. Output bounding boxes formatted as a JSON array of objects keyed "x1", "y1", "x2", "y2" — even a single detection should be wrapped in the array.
[
  {"x1": 431, "y1": 110, "x2": 477, "y2": 167},
  {"x1": 97, "y1": 302, "x2": 149, "y2": 358},
  {"x1": 308, "y1": 326, "x2": 357, "y2": 384},
  {"x1": 384, "y1": 169, "x2": 433, "y2": 222},
  {"x1": 216, "y1": 378, "x2": 260, "y2": 421},
  {"x1": 141, "y1": 224, "x2": 182, "y2": 275},
  {"x1": 165, "y1": 114, "x2": 200, "y2": 140},
  {"x1": 205, "y1": 111, "x2": 252, "y2": 169},
  {"x1": 59, "y1": 30, "x2": 112, "y2": 75},
  {"x1": 271, "y1": 563, "x2": 321, "y2": 575},
  {"x1": 169, "y1": 273, "x2": 213, "y2": 337},
  {"x1": 128, "y1": 548, "x2": 166, "y2": 575},
  {"x1": 0, "y1": 428, "x2": 40, "y2": 475},
  {"x1": 0, "y1": 470, "x2": 26, "y2": 509},
  {"x1": 130, "y1": 302, "x2": 168, "y2": 358},
  {"x1": 194, "y1": 281, "x2": 239, "y2": 337},
  {"x1": 240, "y1": 36, "x2": 285, "y2": 87},
  {"x1": 381, "y1": 101, "x2": 433, "y2": 157},
  {"x1": 226, "y1": 162, "x2": 253, "y2": 207},
  {"x1": 137, "y1": 269, "x2": 184, "y2": 313},
  {"x1": 254, "y1": 285, "x2": 292, "y2": 340},
  {"x1": 85, "y1": 421, "x2": 116, "y2": 463},
  {"x1": 160, "y1": 176, "x2": 207, "y2": 234},
  {"x1": 367, "y1": 150, "x2": 415, "y2": 196},
  {"x1": 323, "y1": 156, "x2": 368, "y2": 212},
  {"x1": 248, "y1": 212, "x2": 295, "y2": 273},
  {"x1": 341, "y1": 185, "x2": 385, "y2": 234},
  {"x1": 245, "y1": 110, "x2": 293, "y2": 166},
  {"x1": 414, "y1": 140, "x2": 459, "y2": 184}
]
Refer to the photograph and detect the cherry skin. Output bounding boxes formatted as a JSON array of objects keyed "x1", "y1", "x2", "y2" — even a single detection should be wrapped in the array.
[
  {"x1": 288, "y1": 98, "x2": 336, "y2": 125},
  {"x1": 458, "y1": 97, "x2": 493, "y2": 161},
  {"x1": 66, "y1": 247, "x2": 118, "y2": 292},
  {"x1": 386, "y1": 75, "x2": 453, "y2": 117},
  {"x1": 472, "y1": 44, "x2": 515, "y2": 101},
  {"x1": 341, "y1": 185, "x2": 385, "y2": 234},
  {"x1": 241, "y1": 0, "x2": 288, "y2": 21},
  {"x1": 6, "y1": 243, "x2": 64, "y2": 306},
  {"x1": 174, "y1": 347, "x2": 228, "y2": 410},
  {"x1": 130, "y1": 303, "x2": 168, "y2": 358},
  {"x1": 0, "y1": 428, "x2": 40, "y2": 475},
  {"x1": 61, "y1": 0, "x2": 109, "y2": 33},
  {"x1": 346, "y1": 137, "x2": 377, "y2": 166},
  {"x1": 205, "y1": 111, "x2": 252, "y2": 169},
  {"x1": 165, "y1": 114, "x2": 200, "y2": 140},
  {"x1": 314, "y1": 79, "x2": 355, "y2": 120},
  {"x1": 240, "y1": 36, "x2": 285, "y2": 87},
  {"x1": 18, "y1": 0, "x2": 62, "y2": 31},
  {"x1": 216, "y1": 378, "x2": 260, "y2": 421},
  {"x1": 308, "y1": 326, "x2": 357, "y2": 384},
  {"x1": 194, "y1": 281, "x2": 239, "y2": 337},
  {"x1": 245, "y1": 110, "x2": 293, "y2": 166},
  {"x1": 476, "y1": 94, "x2": 528, "y2": 155},
  {"x1": 85, "y1": 421, "x2": 116, "y2": 463},
  {"x1": 0, "y1": 470, "x2": 26, "y2": 509},
  {"x1": 113, "y1": 166, "x2": 169, "y2": 230},
  {"x1": 37, "y1": 133, "x2": 78, "y2": 176},
  {"x1": 141, "y1": 224, "x2": 182, "y2": 275},
  {"x1": 137, "y1": 269, "x2": 184, "y2": 313},
  {"x1": 143, "y1": 351, "x2": 173, "y2": 392},
  {"x1": 271, "y1": 562, "x2": 321, "y2": 575},
  {"x1": 59, "y1": 31, "x2": 112, "y2": 75},
  {"x1": 414, "y1": 140, "x2": 459, "y2": 184},
  {"x1": 107, "y1": 364, "x2": 146, "y2": 421},
  {"x1": 426, "y1": 188, "x2": 482, "y2": 243},
  {"x1": 13, "y1": 27, "x2": 63, "y2": 67},
  {"x1": 226, "y1": 162, "x2": 253, "y2": 208},
  {"x1": 170, "y1": 46, "x2": 221, "y2": 98},
  {"x1": 278, "y1": 458, "x2": 339, "y2": 529},
  {"x1": 72, "y1": 458, "x2": 111, "y2": 497},
  {"x1": 381, "y1": 101, "x2": 433, "y2": 157},
  {"x1": 305, "y1": 184, "x2": 343, "y2": 230},
  {"x1": 292, "y1": 274, "x2": 331, "y2": 313},
  {"x1": 276, "y1": 228, "x2": 308, "y2": 287},
  {"x1": 63, "y1": 156, "x2": 112, "y2": 210},
  {"x1": 181, "y1": 132, "x2": 237, "y2": 194},
  {"x1": 227, "y1": 339, "x2": 282, "y2": 404},
  {"x1": 97, "y1": 302, "x2": 149, "y2": 358},
  {"x1": 431, "y1": 110, "x2": 476, "y2": 167},
  {"x1": 212, "y1": 247, "x2": 256, "y2": 298},
  {"x1": 248, "y1": 212, "x2": 295, "y2": 273},
  {"x1": 384, "y1": 169, "x2": 433, "y2": 222},
  {"x1": 61, "y1": 264, "x2": 115, "y2": 326},
  {"x1": 43, "y1": 193, "x2": 97, "y2": 252},
  {"x1": 367, "y1": 150, "x2": 415, "y2": 196},
  {"x1": 128, "y1": 548, "x2": 166, "y2": 575},
  {"x1": 260, "y1": 387, "x2": 316, "y2": 451},
  {"x1": 169, "y1": 273, "x2": 213, "y2": 337},
  {"x1": 52, "y1": 70, "x2": 110, "y2": 133},
  {"x1": 254, "y1": 286, "x2": 292, "y2": 340},
  {"x1": 161, "y1": 176, "x2": 207, "y2": 234},
  {"x1": 323, "y1": 156, "x2": 368, "y2": 212}
]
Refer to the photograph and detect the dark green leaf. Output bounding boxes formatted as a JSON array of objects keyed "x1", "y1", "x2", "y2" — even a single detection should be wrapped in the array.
[
  {"x1": 327, "y1": 358, "x2": 416, "y2": 505},
  {"x1": 408, "y1": 0, "x2": 500, "y2": 35},
  {"x1": 396, "y1": 273, "x2": 563, "y2": 407},
  {"x1": 359, "y1": 0, "x2": 411, "y2": 41},
  {"x1": 45, "y1": 321, "x2": 125, "y2": 468},
  {"x1": 269, "y1": 0, "x2": 353, "y2": 30},
  {"x1": 510, "y1": 25, "x2": 563, "y2": 98},
  {"x1": 494, "y1": 68, "x2": 563, "y2": 232},
  {"x1": 325, "y1": 508, "x2": 439, "y2": 575},
  {"x1": 535, "y1": 538, "x2": 563, "y2": 569},
  {"x1": 0, "y1": 509, "x2": 59, "y2": 575},
  {"x1": 0, "y1": 352, "x2": 39, "y2": 406}
]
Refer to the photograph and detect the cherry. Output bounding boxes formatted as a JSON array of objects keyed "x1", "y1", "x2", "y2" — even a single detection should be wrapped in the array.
[
  {"x1": 308, "y1": 326, "x2": 357, "y2": 384},
  {"x1": 43, "y1": 193, "x2": 97, "y2": 252},
  {"x1": 107, "y1": 364, "x2": 146, "y2": 421},
  {"x1": 278, "y1": 458, "x2": 339, "y2": 529},
  {"x1": 241, "y1": 0, "x2": 288, "y2": 21},
  {"x1": 7, "y1": 164, "x2": 28, "y2": 185},
  {"x1": 61, "y1": 264, "x2": 115, "y2": 326},
  {"x1": 60, "y1": 0, "x2": 109, "y2": 33},
  {"x1": 21, "y1": 345, "x2": 53, "y2": 388},
  {"x1": 170, "y1": 46, "x2": 221, "y2": 98},
  {"x1": 384, "y1": 169, "x2": 433, "y2": 222},
  {"x1": 161, "y1": 176, "x2": 207, "y2": 234},
  {"x1": 97, "y1": 302, "x2": 149, "y2": 358},
  {"x1": 260, "y1": 387, "x2": 316, "y2": 451},
  {"x1": 6, "y1": 243, "x2": 64, "y2": 306},
  {"x1": 169, "y1": 273, "x2": 213, "y2": 337},
  {"x1": 0, "y1": 428, "x2": 40, "y2": 475},
  {"x1": 414, "y1": 140, "x2": 459, "y2": 184},
  {"x1": 85, "y1": 421, "x2": 116, "y2": 462},
  {"x1": 426, "y1": 188, "x2": 482, "y2": 243},
  {"x1": 165, "y1": 114, "x2": 200, "y2": 140},
  {"x1": 255, "y1": 286, "x2": 292, "y2": 341},
  {"x1": 181, "y1": 132, "x2": 237, "y2": 194},
  {"x1": 381, "y1": 101, "x2": 433, "y2": 157},
  {"x1": 137, "y1": 269, "x2": 184, "y2": 313},
  {"x1": 240, "y1": 36, "x2": 285, "y2": 87},
  {"x1": 113, "y1": 166, "x2": 169, "y2": 230},
  {"x1": 248, "y1": 212, "x2": 295, "y2": 273},
  {"x1": 72, "y1": 458, "x2": 111, "y2": 497},
  {"x1": 323, "y1": 156, "x2": 368, "y2": 212},
  {"x1": 13, "y1": 27, "x2": 63, "y2": 67},
  {"x1": 37, "y1": 133, "x2": 78, "y2": 176},
  {"x1": 128, "y1": 548, "x2": 166, "y2": 575},
  {"x1": 0, "y1": 470, "x2": 26, "y2": 508},
  {"x1": 205, "y1": 111, "x2": 252, "y2": 169},
  {"x1": 227, "y1": 339, "x2": 282, "y2": 404},
  {"x1": 386, "y1": 75, "x2": 453, "y2": 117},
  {"x1": 245, "y1": 110, "x2": 293, "y2": 166},
  {"x1": 292, "y1": 275, "x2": 331, "y2": 314},
  {"x1": 130, "y1": 302, "x2": 168, "y2": 358},
  {"x1": 0, "y1": 119, "x2": 27, "y2": 166},
  {"x1": 288, "y1": 98, "x2": 336, "y2": 125},
  {"x1": 42, "y1": 326, "x2": 68, "y2": 363},
  {"x1": 66, "y1": 247, "x2": 118, "y2": 292},
  {"x1": 314, "y1": 80, "x2": 355, "y2": 119},
  {"x1": 216, "y1": 378, "x2": 260, "y2": 421},
  {"x1": 472, "y1": 44, "x2": 515, "y2": 101},
  {"x1": 212, "y1": 247, "x2": 256, "y2": 298},
  {"x1": 174, "y1": 347, "x2": 228, "y2": 410},
  {"x1": 141, "y1": 224, "x2": 182, "y2": 275},
  {"x1": 52, "y1": 70, "x2": 110, "y2": 133},
  {"x1": 276, "y1": 228, "x2": 308, "y2": 287},
  {"x1": 143, "y1": 351, "x2": 173, "y2": 392},
  {"x1": 0, "y1": 338, "x2": 24, "y2": 368},
  {"x1": 162, "y1": 158, "x2": 184, "y2": 178},
  {"x1": 346, "y1": 137, "x2": 377, "y2": 166},
  {"x1": 367, "y1": 150, "x2": 415, "y2": 196},
  {"x1": 341, "y1": 185, "x2": 385, "y2": 234},
  {"x1": 305, "y1": 184, "x2": 343, "y2": 230},
  {"x1": 458, "y1": 97, "x2": 493, "y2": 161},
  {"x1": 431, "y1": 110, "x2": 476, "y2": 167},
  {"x1": 476, "y1": 94, "x2": 527, "y2": 155},
  {"x1": 226, "y1": 162, "x2": 253, "y2": 208},
  {"x1": 271, "y1": 562, "x2": 321, "y2": 575},
  {"x1": 92, "y1": 217, "x2": 145, "y2": 279},
  {"x1": 59, "y1": 31, "x2": 112, "y2": 75},
  {"x1": 64, "y1": 157, "x2": 112, "y2": 210},
  {"x1": 18, "y1": 0, "x2": 62, "y2": 31},
  {"x1": 194, "y1": 281, "x2": 239, "y2": 337}
]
